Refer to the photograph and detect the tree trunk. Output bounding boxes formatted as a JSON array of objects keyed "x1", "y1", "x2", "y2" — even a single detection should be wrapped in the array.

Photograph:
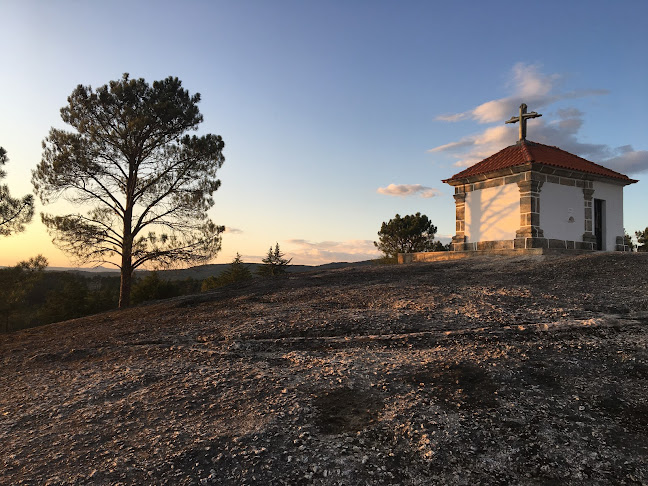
[
  {"x1": 118, "y1": 264, "x2": 132, "y2": 309},
  {"x1": 119, "y1": 208, "x2": 133, "y2": 308}
]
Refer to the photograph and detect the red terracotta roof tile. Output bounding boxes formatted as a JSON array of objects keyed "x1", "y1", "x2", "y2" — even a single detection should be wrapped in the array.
[{"x1": 443, "y1": 140, "x2": 637, "y2": 184}]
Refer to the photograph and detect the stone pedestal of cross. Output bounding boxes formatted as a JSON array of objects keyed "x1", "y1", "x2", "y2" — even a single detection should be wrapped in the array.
[{"x1": 506, "y1": 103, "x2": 542, "y2": 141}]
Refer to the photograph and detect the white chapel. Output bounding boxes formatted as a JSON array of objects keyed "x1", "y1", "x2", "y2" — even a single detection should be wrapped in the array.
[{"x1": 442, "y1": 104, "x2": 638, "y2": 253}]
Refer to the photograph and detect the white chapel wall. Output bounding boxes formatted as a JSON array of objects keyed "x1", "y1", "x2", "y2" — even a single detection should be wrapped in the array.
[
  {"x1": 540, "y1": 183, "x2": 584, "y2": 242},
  {"x1": 465, "y1": 183, "x2": 520, "y2": 242},
  {"x1": 593, "y1": 181, "x2": 624, "y2": 250}
]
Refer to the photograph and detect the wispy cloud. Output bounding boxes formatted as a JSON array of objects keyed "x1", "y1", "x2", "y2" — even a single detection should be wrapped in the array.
[
  {"x1": 224, "y1": 227, "x2": 243, "y2": 234},
  {"x1": 430, "y1": 63, "x2": 648, "y2": 174},
  {"x1": 604, "y1": 149, "x2": 648, "y2": 175},
  {"x1": 377, "y1": 183, "x2": 441, "y2": 198},
  {"x1": 285, "y1": 239, "x2": 381, "y2": 265},
  {"x1": 436, "y1": 113, "x2": 467, "y2": 122},
  {"x1": 435, "y1": 63, "x2": 608, "y2": 125}
]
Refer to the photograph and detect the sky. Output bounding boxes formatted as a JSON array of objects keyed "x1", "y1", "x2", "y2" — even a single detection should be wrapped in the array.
[{"x1": 1, "y1": 0, "x2": 647, "y2": 267}]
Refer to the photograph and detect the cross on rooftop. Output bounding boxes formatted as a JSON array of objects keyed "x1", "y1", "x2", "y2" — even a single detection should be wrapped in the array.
[{"x1": 505, "y1": 103, "x2": 542, "y2": 141}]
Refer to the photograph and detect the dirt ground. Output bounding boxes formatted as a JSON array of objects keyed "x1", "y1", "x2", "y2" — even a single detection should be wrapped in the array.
[{"x1": 1, "y1": 252, "x2": 647, "y2": 485}]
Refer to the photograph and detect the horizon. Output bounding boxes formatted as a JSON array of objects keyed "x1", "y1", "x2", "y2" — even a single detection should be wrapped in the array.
[
  {"x1": 0, "y1": 259, "x2": 373, "y2": 272},
  {"x1": 1, "y1": 1, "x2": 647, "y2": 268}
]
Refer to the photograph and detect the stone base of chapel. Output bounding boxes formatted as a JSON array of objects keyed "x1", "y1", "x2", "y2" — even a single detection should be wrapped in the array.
[
  {"x1": 398, "y1": 236, "x2": 631, "y2": 264},
  {"x1": 453, "y1": 237, "x2": 596, "y2": 252}
]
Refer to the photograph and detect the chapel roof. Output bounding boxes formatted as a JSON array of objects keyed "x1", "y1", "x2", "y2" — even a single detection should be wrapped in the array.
[{"x1": 443, "y1": 140, "x2": 638, "y2": 184}]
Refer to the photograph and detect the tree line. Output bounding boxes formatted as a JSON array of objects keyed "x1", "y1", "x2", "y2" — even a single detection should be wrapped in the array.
[{"x1": 0, "y1": 244, "x2": 292, "y2": 333}]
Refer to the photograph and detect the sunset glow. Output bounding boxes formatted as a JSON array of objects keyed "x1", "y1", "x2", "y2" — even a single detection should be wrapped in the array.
[{"x1": 1, "y1": 1, "x2": 646, "y2": 267}]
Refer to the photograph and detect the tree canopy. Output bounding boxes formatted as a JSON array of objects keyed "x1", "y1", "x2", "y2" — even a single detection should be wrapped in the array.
[
  {"x1": 32, "y1": 74, "x2": 226, "y2": 307},
  {"x1": 374, "y1": 213, "x2": 438, "y2": 259},
  {"x1": 0, "y1": 147, "x2": 34, "y2": 236},
  {"x1": 258, "y1": 243, "x2": 292, "y2": 277}
]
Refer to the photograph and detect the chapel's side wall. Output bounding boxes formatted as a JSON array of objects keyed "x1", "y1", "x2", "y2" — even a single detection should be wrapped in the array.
[
  {"x1": 465, "y1": 183, "x2": 520, "y2": 243},
  {"x1": 593, "y1": 181, "x2": 624, "y2": 251},
  {"x1": 451, "y1": 169, "x2": 596, "y2": 251},
  {"x1": 540, "y1": 183, "x2": 584, "y2": 242}
]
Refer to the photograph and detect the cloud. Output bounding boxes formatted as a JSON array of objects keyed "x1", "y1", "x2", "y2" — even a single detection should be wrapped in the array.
[
  {"x1": 430, "y1": 124, "x2": 515, "y2": 167},
  {"x1": 604, "y1": 150, "x2": 648, "y2": 175},
  {"x1": 285, "y1": 239, "x2": 381, "y2": 265},
  {"x1": 435, "y1": 63, "x2": 608, "y2": 125},
  {"x1": 436, "y1": 113, "x2": 468, "y2": 122},
  {"x1": 428, "y1": 139, "x2": 474, "y2": 152},
  {"x1": 377, "y1": 184, "x2": 441, "y2": 198},
  {"x1": 430, "y1": 63, "x2": 646, "y2": 174},
  {"x1": 224, "y1": 227, "x2": 243, "y2": 234}
]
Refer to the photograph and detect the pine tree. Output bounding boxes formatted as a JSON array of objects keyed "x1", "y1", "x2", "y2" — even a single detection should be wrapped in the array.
[
  {"x1": 0, "y1": 147, "x2": 34, "y2": 236},
  {"x1": 257, "y1": 243, "x2": 292, "y2": 277},
  {"x1": 32, "y1": 74, "x2": 226, "y2": 307},
  {"x1": 374, "y1": 213, "x2": 438, "y2": 259},
  {"x1": 202, "y1": 253, "x2": 252, "y2": 290}
]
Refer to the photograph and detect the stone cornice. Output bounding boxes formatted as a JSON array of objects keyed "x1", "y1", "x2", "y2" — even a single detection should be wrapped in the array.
[
  {"x1": 444, "y1": 163, "x2": 533, "y2": 186},
  {"x1": 444, "y1": 163, "x2": 635, "y2": 187}
]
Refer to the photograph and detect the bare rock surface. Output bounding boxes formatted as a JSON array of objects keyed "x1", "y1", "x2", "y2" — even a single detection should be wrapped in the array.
[{"x1": 1, "y1": 252, "x2": 648, "y2": 485}]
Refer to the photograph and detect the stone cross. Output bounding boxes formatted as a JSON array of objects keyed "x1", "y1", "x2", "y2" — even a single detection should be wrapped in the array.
[{"x1": 505, "y1": 103, "x2": 542, "y2": 141}]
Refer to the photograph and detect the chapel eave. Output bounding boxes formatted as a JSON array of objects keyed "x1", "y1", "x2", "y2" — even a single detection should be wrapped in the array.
[
  {"x1": 442, "y1": 140, "x2": 638, "y2": 187},
  {"x1": 443, "y1": 162, "x2": 638, "y2": 188}
]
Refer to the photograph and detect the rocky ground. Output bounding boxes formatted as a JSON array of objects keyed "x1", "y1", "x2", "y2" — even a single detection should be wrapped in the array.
[{"x1": 1, "y1": 252, "x2": 647, "y2": 485}]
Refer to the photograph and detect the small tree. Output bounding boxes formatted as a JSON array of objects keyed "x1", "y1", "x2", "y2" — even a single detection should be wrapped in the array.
[
  {"x1": 636, "y1": 228, "x2": 648, "y2": 252},
  {"x1": 201, "y1": 253, "x2": 252, "y2": 291},
  {"x1": 374, "y1": 213, "x2": 438, "y2": 259},
  {"x1": 257, "y1": 243, "x2": 292, "y2": 277},
  {"x1": 0, "y1": 147, "x2": 34, "y2": 236},
  {"x1": 32, "y1": 74, "x2": 226, "y2": 307}
]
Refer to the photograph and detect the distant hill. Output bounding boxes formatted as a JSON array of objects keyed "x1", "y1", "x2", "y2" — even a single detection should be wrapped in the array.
[
  {"x1": 59, "y1": 260, "x2": 375, "y2": 281},
  {"x1": 47, "y1": 266, "x2": 120, "y2": 274}
]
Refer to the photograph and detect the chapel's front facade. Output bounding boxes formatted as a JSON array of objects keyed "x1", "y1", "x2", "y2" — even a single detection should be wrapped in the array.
[{"x1": 443, "y1": 140, "x2": 637, "y2": 252}]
